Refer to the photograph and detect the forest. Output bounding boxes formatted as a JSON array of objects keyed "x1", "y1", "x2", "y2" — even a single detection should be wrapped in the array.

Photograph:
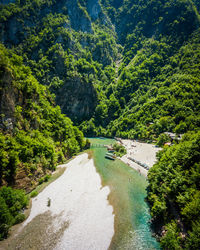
[
  {"x1": 148, "y1": 131, "x2": 200, "y2": 249},
  {"x1": 0, "y1": 0, "x2": 200, "y2": 248}
]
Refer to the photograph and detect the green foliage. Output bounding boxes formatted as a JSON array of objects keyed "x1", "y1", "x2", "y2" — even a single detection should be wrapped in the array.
[
  {"x1": 14, "y1": 213, "x2": 26, "y2": 225},
  {"x1": 148, "y1": 131, "x2": 200, "y2": 248},
  {"x1": 0, "y1": 186, "x2": 28, "y2": 240},
  {"x1": 186, "y1": 221, "x2": 200, "y2": 249},
  {"x1": 1, "y1": 2, "x2": 200, "y2": 247},
  {"x1": 38, "y1": 174, "x2": 50, "y2": 184},
  {"x1": 160, "y1": 221, "x2": 182, "y2": 250},
  {"x1": 0, "y1": 0, "x2": 200, "y2": 140},
  {"x1": 30, "y1": 190, "x2": 38, "y2": 198},
  {"x1": 0, "y1": 0, "x2": 119, "y2": 124},
  {"x1": 156, "y1": 134, "x2": 170, "y2": 147},
  {"x1": 112, "y1": 143, "x2": 127, "y2": 157},
  {"x1": 0, "y1": 44, "x2": 85, "y2": 187},
  {"x1": 82, "y1": 29, "x2": 200, "y2": 140}
]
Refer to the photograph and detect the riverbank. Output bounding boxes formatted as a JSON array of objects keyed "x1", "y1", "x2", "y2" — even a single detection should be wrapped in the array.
[
  {"x1": 1, "y1": 153, "x2": 114, "y2": 250},
  {"x1": 120, "y1": 140, "x2": 162, "y2": 177}
]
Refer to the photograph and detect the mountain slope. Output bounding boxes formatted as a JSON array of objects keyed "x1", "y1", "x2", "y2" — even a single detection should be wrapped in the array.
[
  {"x1": 104, "y1": 30, "x2": 200, "y2": 139},
  {"x1": 0, "y1": 0, "x2": 119, "y2": 122},
  {"x1": 80, "y1": 0, "x2": 200, "y2": 139},
  {"x1": 148, "y1": 131, "x2": 200, "y2": 249},
  {"x1": 0, "y1": 44, "x2": 85, "y2": 190}
]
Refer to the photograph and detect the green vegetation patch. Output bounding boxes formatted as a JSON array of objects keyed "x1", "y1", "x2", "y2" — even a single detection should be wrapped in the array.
[
  {"x1": 0, "y1": 44, "x2": 85, "y2": 190},
  {"x1": 112, "y1": 142, "x2": 127, "y2": 157},
  {"x1": 0, "y1": 186, "x2": 28, "y2": 240},
  {"x1": 148, "y1": 131, "x2": 200, "y2": 248}
]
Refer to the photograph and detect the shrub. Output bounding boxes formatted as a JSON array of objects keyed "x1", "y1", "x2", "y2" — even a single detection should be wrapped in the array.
[
  {"x1": 44, "y1": 174, "x2": 50, "y2": 182},
  {"x1": 156, "y1": 133, "x2": 170, "y2": 147},
  {"x1": 30, "y1": 190, "x2": 38, "y2": 198},
  {"x1": 14, "y1": 213, "x2": 25, "y2": 224},
  {"x1": 0, "y1": 187, "x2": 28, "y2": 240},
  {"x1": 113, "y1": 143, "x2": 127, "y2": 157},
  {"x1": 38, "y1": 177, "x2": 44, "y2": 184}
]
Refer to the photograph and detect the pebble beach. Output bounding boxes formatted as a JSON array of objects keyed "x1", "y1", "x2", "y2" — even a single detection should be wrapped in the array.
[
  {"x1": 3, "y1": 154, "x2": 114, "y2": 250},
  {"x1": 120, "y1": 140, "x2": 162, "y2": 177}
]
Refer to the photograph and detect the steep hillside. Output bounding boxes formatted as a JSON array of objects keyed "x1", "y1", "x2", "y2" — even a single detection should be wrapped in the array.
[
  {"x1": 104, "y1": 30, "x2": 200, "y2": 139},
  {"x1": 0, "y1": 44, "x2": 85, "y2": 191},
  {"x1": 0, "y1": 0, "x2": 119, "y2": 122},
  {"x1": 148, "y1": 131, "x2": 200, "y2": 249},
  {"x1": 102, "y1": 0, "x2": 200, "y2": 44},
  {"x1": 80, "y1": 0, "x2": 200, "y2": 139}
]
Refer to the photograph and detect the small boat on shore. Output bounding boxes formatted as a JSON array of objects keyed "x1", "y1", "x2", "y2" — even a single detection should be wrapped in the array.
[{"x1": 105, "y1": 152, "x2": 116, "y2": 160}]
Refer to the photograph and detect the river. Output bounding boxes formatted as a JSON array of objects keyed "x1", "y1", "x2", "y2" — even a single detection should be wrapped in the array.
[
  {"x1": 0, "y1": 138, "x2": 160, "y2": 250},
  {"x1": 90, "y1": 138, "x2": 160, "y2": 250}
]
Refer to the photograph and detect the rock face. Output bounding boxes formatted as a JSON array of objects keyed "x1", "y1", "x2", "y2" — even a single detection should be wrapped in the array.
[
  {"x1": 0, "y1": 67, "x2": 16, "y2": 123},
  {"x1": 0, "y1": 65, "x2": 24, "y2": 130},
  {"x1": 56, "y1": 76, "x2": 97, "y2": 123},
  {"x1": 86, "y1": 0, "x2": 101, "y2": 20},
  {"x1": 0, "y1": 0, "x2": 119, "y2": 125},
  {"x1": 65, "y1": 0, "x2": 92, "y2": 33}
]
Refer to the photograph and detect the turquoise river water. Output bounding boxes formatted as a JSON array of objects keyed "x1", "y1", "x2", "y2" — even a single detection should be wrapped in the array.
[{"x1": 89, "y1": 138, "x2": 160, "y2": 250}]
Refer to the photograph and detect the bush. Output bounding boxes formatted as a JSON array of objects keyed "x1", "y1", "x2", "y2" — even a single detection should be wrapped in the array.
[
  {"x1": 30, "y1": 190, "x2": 38, "y2": 198},
  {"x1": 44, "y1": 174, "x2": 50, "y2": 182},
  {"x1": 0, "y1": 187, "x2": 28, "y2": 240},
  {"x1": 0, "y1": 224, "x2": 10, "y2": 241},
  {"x1": 14, "y1": 213, "x2": 25, "y2": 225},
  {"x1": 160, "y1": 221, "x2": 182, "y2": 250},
  {"x1": 38, "y1": 177, "x2": 44, "y2": 184},
  {"x1": 156, "y1": 133, "x2": 170, "y2": 147},
  {"x1": 113, "y1": 143, "x2": 127, "y2": 157},
  {"x1": 148, "y1": 131, "x2": 200, "y2": 248}
]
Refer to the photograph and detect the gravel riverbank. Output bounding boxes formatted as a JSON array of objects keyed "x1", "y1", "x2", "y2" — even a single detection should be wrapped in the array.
[
  {"x1": 120, "y1": 140, "x2": 162, "y2": 177},
  {"x1": 2, "y1": 153, "x2": 114, "y2": 250}
]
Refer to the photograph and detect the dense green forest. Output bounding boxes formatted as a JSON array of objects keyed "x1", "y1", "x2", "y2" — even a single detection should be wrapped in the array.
[
  {"x1": 0, "y1": 0, "x2": 200, "y2": 247},
  {"x1": 0, "y1": 44, "x2": 85, "y2": 189},
  {"x1": 148, "y1": 131, "x2": 200, "y2": 249},
  {"x1": 0, "y1": 0, "x2": 119, "y2": 122},
  {"x1": 81, "y1": 0, "x2": 200, "y2": 139},
  {"x1": 1, "y1": 0, "x2": 199, "y2": 139}
]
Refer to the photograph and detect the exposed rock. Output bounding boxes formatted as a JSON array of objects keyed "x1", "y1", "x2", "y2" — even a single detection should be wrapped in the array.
[
  {"x1": 65, "y1": 0, "x2": 92, "y2": 33},
  {"x1": 86, "y1": 0, "x2": 101, "y2": 20},
  {"x1": 2, "y1": 117, "x2": 13, "y2": 130},
  {"x1": 0, "y1": 0, "x2": 101, "y2": 46},
  {"x1": 0, "y1": 67, "x2": 17, "y2": 123},
  {"x1": 56, "y1": 76, "x2": 97, "y2": 122}
]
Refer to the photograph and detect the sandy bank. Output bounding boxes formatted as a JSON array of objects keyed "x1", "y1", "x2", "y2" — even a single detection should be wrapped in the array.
[
  {"x1": 4, "y1": 153, "x2": 114, "y2": 250},
  {"x1": 120, "y1": 140, "x2": 161, "y2": 177}
]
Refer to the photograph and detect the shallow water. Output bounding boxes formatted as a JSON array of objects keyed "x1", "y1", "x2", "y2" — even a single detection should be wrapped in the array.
[{"x1": 89, "y1": 138, "x2": 160, "y2": 250}]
